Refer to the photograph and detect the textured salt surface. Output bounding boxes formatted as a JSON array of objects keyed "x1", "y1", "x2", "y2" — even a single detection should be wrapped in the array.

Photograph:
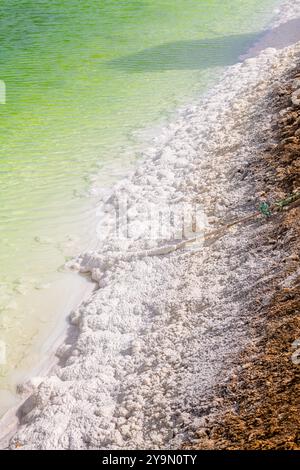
[{"x1": 3, "y1": 0, "x2": 300, "y2": 451}]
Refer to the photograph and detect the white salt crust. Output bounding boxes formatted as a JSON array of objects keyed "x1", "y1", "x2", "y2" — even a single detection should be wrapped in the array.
[{"x1": 5, "y1": 0, "x2": 300, "y2": 450}]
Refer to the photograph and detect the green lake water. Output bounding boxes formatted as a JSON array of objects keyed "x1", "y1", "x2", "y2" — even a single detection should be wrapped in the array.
[{"x1": 0, "y1": 0, "x2": 279, "y2": 413}]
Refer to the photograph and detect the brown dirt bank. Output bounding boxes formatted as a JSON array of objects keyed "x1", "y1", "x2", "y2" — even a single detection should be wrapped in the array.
[{"x1": 185, "y1": 67, "x2": 300, "y2": 450}]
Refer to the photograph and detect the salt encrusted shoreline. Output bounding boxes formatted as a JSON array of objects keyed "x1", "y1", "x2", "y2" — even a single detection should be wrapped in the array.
[
  {"x1": 2, "y1": 0, "x2": 300, "y2": 450},
  {"x1": 186, "y1": 61, "x2": 300, "y2": 451}
]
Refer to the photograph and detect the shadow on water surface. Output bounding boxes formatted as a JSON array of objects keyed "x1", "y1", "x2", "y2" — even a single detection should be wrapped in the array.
[{"x1": 106, "y1": 18, "x2": 300, "y2": 73}]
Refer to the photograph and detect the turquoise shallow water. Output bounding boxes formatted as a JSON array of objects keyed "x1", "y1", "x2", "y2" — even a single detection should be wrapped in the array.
[{"x1": 0, "y1": 0, "x2": 278, "y2": 410}]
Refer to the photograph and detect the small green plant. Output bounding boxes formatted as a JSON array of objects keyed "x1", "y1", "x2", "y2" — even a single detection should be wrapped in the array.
[
  {"x1": 275, "y1": 192, "x2": 300, "y2": 211},
  {"x1": 259, "y1": 202, "x2": 272, "y2": 218}
]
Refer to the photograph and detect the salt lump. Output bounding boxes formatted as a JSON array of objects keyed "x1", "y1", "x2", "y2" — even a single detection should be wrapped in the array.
[{"x1": 292, "y1": 89, "x2": 300, "y2": 106}]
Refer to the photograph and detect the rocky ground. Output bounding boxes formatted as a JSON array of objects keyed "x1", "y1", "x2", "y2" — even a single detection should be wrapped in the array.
[{"x1": 186, "y1": 67, "x2": 300, "y2": 451}]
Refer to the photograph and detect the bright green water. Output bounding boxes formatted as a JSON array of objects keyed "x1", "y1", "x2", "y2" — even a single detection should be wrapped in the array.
[{"x1": 0, "y1": 0, "x2": 278, "y2": 411}]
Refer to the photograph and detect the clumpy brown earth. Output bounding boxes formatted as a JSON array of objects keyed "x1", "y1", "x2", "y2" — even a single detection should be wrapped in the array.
[{"x1": 186, "y1": 69, "x2": 300, "y2": 450}]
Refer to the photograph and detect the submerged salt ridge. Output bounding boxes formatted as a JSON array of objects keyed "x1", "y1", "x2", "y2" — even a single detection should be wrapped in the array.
[{"x1": 6, "y1": 0, "x2": 300, "y2": 449}]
